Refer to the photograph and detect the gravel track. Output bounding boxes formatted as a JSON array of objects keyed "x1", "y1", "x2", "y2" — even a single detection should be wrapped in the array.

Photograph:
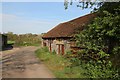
[{"x1": 1, "y1": 46, "x2": 55, "y2": 78}]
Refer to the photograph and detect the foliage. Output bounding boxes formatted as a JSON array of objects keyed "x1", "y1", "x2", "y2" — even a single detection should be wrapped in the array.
[
  {"x1": 64, "y1": 1, "x2": 120, "y2": 78},
  {"x1": 64, "y1": 51, "x2": 119, "y2": 78},
  {"x1": 4, "y1": 32, "x2": 41, "y2": 46},
  {"x1": 7, "y1": 41, "x2": 15, "y2": 45},
  {"x1": 82, "y1": 61, "x2": 118, "y2": 78},
  {"x1": 64, "y1": 0, "x2": 103, "y2": 10},
  {"x1": 73, "y1": 2, "x2": 120, "y2": 79}
]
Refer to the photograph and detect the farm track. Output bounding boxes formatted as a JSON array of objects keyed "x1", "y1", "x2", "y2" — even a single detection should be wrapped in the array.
[{"x1": 0, "y1": 46, "x2": 55, "y2": 78}]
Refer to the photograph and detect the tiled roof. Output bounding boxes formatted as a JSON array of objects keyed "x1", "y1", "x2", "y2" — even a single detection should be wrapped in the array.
[{"x1": 42, "y1": 13, "x2": 96, "y2": 38}]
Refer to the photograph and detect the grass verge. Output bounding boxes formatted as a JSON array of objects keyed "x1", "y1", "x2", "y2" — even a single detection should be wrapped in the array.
[{"x1": 35, "y1": 47, "x2": 87, "y2": 78}]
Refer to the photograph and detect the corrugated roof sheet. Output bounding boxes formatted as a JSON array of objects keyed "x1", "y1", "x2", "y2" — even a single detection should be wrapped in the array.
[{"x1": 42, "y1": 13, "x2": 96, "y2": 38}]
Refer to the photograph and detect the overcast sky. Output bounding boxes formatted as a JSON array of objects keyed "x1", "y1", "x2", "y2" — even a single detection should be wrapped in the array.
[{"x1": 1, "y1": 2, "x2": 93, "y2": 34}]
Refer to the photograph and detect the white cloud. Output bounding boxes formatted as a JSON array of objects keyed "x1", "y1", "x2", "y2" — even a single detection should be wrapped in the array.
[
  {"x1": 1, "y1": 14, "x2": 18, "y2": 22},
  {"x1": 0, "y1": 13, "x2": 61, "y2": 34}
]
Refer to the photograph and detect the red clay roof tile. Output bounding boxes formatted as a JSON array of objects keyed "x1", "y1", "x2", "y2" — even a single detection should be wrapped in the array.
[{"x1": 42, "y1": 13, "x2": 96, "y2": 38}]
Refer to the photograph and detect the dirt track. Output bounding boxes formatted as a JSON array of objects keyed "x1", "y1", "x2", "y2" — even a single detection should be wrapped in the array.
[{"x1": 1, "y1": 46, "x2": 55, "y2": 78}]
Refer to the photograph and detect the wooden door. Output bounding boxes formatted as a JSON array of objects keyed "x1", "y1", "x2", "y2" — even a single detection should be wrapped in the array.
[
  {"x1": 50, "y1": 43, "x2": 52, "y2": 52},
  {"x1": 61, "y1": 45, "x2": 64, "y2": 55}
]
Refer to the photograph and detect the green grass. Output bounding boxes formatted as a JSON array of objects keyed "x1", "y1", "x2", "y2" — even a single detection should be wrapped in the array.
[
  {"x1": 9, "y1": 41, "x2": 40, "y2": 47},
  {"x1": 7, "y1": 40, "x2": 15, "y2": 45},
  {"x1": 35, "y1": 47, "x2": 87, "y2": 78},
  {"x1": 15, "y1": 43, "x2": 40, "y2": 47}
]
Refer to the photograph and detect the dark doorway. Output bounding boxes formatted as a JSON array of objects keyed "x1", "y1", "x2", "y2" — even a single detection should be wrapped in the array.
[{"x1": 43, "y1": 42, "x2": 46, "y2": 46}]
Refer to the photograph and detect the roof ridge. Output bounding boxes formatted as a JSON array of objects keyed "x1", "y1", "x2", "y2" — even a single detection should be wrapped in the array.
[{"x1": 68, "y1": 12, "x2": 95, "y2": 22}]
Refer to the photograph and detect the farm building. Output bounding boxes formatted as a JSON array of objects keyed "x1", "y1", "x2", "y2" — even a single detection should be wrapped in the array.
[
  {"x1": 42, "y1": 13, "x2": 96, "y2": 55},
  {"x1": 0, "y1": 34, "x2": 7, "y2": 50}
]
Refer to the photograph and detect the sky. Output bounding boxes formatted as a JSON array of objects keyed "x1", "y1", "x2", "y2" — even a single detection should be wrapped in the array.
[{"x1": 1, "y1": 2, "x2": 93, "y2": 34}]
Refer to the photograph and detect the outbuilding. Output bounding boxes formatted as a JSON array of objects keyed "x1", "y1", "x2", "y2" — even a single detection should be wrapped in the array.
[
  {"x1": 0, "y1": 34, "x2": 7, "y2": 50},
  {"x1": 42, "y1": 13, "x2": 96, "y2": 55}
]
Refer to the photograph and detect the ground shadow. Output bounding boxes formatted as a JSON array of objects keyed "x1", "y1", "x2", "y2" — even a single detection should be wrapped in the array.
[{"x1": 2, "y1": 43, "x2": 14, "y2": 51}]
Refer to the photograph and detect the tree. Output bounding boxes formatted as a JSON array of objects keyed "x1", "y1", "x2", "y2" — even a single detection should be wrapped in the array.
[
  {"x1": 64, "y1": 0, "x2": 120, "y2": 78},
  {"x1": 64, "y1": 0, "x2": 103, "y2": 10}
]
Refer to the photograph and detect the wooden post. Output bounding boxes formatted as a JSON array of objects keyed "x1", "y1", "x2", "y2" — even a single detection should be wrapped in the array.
[
  {"x1": 58, "y1": 45, "x2": 60, "y2": 54},
  {"x1": 61, "y1": 45, "x2": 64, "y2": 55}
]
